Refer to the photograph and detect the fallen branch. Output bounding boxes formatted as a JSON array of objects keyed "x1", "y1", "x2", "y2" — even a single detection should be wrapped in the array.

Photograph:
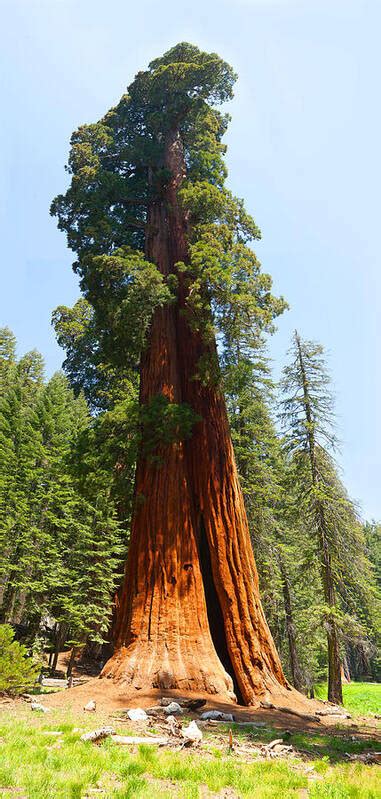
[
  {"x1": 81, "y1": 727, "x2": 114, "y2": 743},
  {"x1": 316, "y1": 707, "x2": 351, "y2": 719},
  {"x1": 110, "y1": 735, "x2": 168, "y2": 746}
]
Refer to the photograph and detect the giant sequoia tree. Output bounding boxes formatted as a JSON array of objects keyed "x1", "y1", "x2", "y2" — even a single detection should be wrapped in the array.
[{"x1": 52, "y1": 44, "x2": 291, "y2": 704}]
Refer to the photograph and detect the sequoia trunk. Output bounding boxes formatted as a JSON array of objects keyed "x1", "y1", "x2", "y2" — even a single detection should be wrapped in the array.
[{"x1": 102, "y1": 129, "x2": 288, "y2": 704}]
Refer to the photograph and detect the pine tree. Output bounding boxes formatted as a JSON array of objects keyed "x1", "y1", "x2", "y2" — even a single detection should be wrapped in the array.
[
  {"x1": 0, "y1": 334, "x2": 124, "y2": 665},
  {"x1": 0, "y1": 327, "x2": 17, "y2": 390},
  {"x1": 0, "y1": 348, "x2": 45, "y2": 624},
  {"x1": 362, "y1": 521, "x2": 381, "y2": 678},
  {"x1": 223, "y1": 347, "x2": 282, "y2": 629},
  {"x1": 280, "y1": 331, "x2": 380, "y2": 703},
  {"x1": 31, "y1": 372, "x2": 124, "y2": 665},
  {"x1": 223, "y1": 341, "x2": 307, "y2": 691}
]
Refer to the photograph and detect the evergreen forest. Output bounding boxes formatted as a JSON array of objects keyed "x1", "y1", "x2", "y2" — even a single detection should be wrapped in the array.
[{"x1": 1, "y1": 320, "x2": 379, "y2": 691}]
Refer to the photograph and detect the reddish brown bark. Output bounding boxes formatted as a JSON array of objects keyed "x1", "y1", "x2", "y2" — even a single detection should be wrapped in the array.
[{"x1": 102, "y1": 129, "x2": 288, "y2": 704}]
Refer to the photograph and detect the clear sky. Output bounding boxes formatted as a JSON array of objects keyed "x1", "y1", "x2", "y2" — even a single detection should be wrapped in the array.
[{"x1": 1, "y1": 0, "x2": 380, "y2": 520}]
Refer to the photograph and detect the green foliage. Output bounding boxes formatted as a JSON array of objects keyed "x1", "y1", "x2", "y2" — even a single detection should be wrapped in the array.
[
  {"x1": 222, "y1": 325, "x2": 380, "y2": 691},
  {"x1": 280, "y1": 332, "x2": 381, "y2": 690},
  {"x1": 0, "y1": 625, "x2": 39, "y2": 695},
  {"x1": 365, "y1": 521, "x2": 381, "y2": 589},
  {"x1": 51, "y1": 43, "x2": 285, "y2": 402},
  {"x1": 223, "y1": 345, "x2": 283, "y2": 624},
  {"x1": 0, "y1": 329, "x2": 124, "y2": 653},
  {"x1": 50, "y1": 43, "x2": 236, "y2": 262},
  {"x1": 0, "y1": 327, "x2": 16, "y2": 391},
  {"x1": 51, "y1": 247, "x2": 171, "y2": 411},
  {"x1": 315, "y1": 681, "x2": 381, "y2": 717},
  {"x1": 140, "y1": 394, "x2": 200, "y2": 457}
]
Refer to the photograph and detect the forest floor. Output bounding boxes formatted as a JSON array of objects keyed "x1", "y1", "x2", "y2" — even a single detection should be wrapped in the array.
[{"x1": 0, "y1": 678, "x2": 380, "y2": 798}]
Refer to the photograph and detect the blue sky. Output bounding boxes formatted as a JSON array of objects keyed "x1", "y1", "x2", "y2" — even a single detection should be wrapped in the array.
[{"x1": 1, "y1": 0, "x2": 380, "y2": 519}]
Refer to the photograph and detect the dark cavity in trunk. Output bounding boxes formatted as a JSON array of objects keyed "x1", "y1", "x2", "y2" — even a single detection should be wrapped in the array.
[{"x1": 198, "y1": 516, "x2": 243, "y2": 704}]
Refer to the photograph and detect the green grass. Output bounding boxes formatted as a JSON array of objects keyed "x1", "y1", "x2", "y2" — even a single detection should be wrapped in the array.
[
  {"x1": 315, "y1": 682, "x2": 381, "y2": 717},
  {"x1": 0, "y1": 706, "x2": 379, "y2": 798},
  {"x1": 223, "y1": 722, "x2": 380, "y2": 764}
]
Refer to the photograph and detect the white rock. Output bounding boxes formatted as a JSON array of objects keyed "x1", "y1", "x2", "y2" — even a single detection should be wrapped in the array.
[
  {"x1": 182, "y1": 720, "x2": 203, "y2": 743},
  {"x1": 127, "y1": 708, "x2": 148, "y2": 721},
  {"x1": 163, "y1": 702, "x2": 183, "y2": 716},
  {"x1": 31, "y1": 702, "x2": 49, "y2": 713},
  {"x1": 83, "y1": 700, "x2": 96, "y2": 712},
  {"x1": 199, "y1": 710, "x2": 234, "y2": 722}
]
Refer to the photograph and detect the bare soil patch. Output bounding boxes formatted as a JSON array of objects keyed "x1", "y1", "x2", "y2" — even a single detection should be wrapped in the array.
[{"x1": 39, "y1": 676, "x2": 381, "y2": 741}]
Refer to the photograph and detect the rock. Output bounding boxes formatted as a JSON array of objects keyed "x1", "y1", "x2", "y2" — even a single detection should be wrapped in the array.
[
  {"x1": 199, "y1": 710, "x2": 234, "y2": 722},
  {"x1": 163, "y1": 702, "x2": 183, "y2": 716},
  {"x1": 127, "y1": 708, "x2": 148, "y2": 721},
  {"x1": 80, "y1": 726, "x2": 114, "y2": 742},
  {"x1": 31, "y1": 702, "x2": 49, "y2": 713},
  {"x1": 260, "y1": 701, "x2": 275, "y2": 709},
  {"x1": 146, "y1": 706, "x2": 163, "y2": 716},
  {"x1": 83, "y1": 700, "x2": 96, "y2": 712},
  {"x1": 181, "y1": 698, "x2": 206, "y2": 711},
  {"x1": 182, "y1": 720, "x2": 203, "y2": 743},
  {"x1": 160, "y1": 697, "x2": 175, "y2": 707}
]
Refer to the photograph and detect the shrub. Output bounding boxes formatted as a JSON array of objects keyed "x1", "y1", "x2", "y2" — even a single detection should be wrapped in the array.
[{"x1": 0, "y1": 624, "x2": 40, "y2": 695}]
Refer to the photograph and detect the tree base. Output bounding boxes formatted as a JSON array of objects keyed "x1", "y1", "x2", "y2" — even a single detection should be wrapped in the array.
[{"x1": 101, "y1": 640, "x2": 237, "y2": 703}]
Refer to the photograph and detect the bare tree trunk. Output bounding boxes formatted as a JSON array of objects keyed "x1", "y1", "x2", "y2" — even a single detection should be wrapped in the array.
[
  {"x1": 278, "y1": 555, "x2": 304, "y2": 692},
  {"x1": 51, "y1": 623, "x2": 67, "y2": 674},
  {"x1": 342, "y1": 653, "x2": 351, "y2": 682},
  {"x1": 66, "y1": 646, "x2": 77, "y2": 679}
]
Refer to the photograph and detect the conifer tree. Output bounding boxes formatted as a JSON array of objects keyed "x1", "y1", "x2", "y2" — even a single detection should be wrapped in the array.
[
  {"x1": 0, "y1": 327, "x2": 17, "y2": 389},
  {"x1": 51, "y1": 43, "x2": 290, "y2": 704},
  {"x1": 280, "y1": 331, "x2": 380, "y2": 702},
  {"x1": 0, "y1": 348, "x2": 45, "y2": 624},
  {"x1": 0, "y1": 332, "x2": 124, "y2": 664},
  {"x1": 223, "y1": 341, "x2": 306, "y2": 691},
  {"x1": 223, "y1": 345, "x2": 283, "y2": 631},
  {"x1": 31, "y1": 372, "x2": 124, "y2": 663}
]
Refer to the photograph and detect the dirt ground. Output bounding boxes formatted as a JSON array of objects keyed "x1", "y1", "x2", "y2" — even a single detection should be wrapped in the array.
[
  {"x1": 37, "y1": 677, "x2": 381, "y2": 739},
  {"x1": 40, "y1": 658, "x2": 381, "y2": 741}
]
